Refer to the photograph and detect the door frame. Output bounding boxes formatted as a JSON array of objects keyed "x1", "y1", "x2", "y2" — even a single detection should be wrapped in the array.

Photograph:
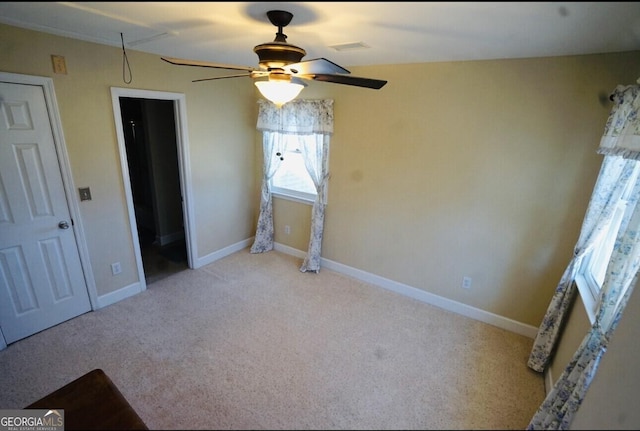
[
  {"x1": 110, "y1": 88, "x2": 195, "y2": 287},
  {"x1": 0, "y1": 72, "x2": 98, "y2": 349}
]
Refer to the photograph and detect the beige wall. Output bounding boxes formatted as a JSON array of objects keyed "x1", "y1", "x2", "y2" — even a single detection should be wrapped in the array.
[
  {"x1": 275, "y1": 53, "x2": 640, "y2": 327},
  {"x1": 1, "y1": 24, "x2": 257, "y2": 297},
  {"x1": 3, "y1": 20, "x2": 640, "y2": 429},
  {"x1": 2, "y1": 20, "x2": 639, "y2": 325}
]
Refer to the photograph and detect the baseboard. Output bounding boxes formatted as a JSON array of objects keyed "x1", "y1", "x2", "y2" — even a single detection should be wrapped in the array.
[
  {"x1": 95, "y1": 281, "x2": 145, "y2": 309},
  {"x1": 544, "y1": 365, "x2": 554, "y2": 395},
  {"x1": 274, "y1": 242, "x2": 539, "y2": 339},
  {"x1": 93, "y1": 238, "x2": 539, "y2": 340},
  {"x1": 0, "y1": 329, "x2": 7, "y2": 351},
  {"x1": 193, "y1": 237, "x2": 254, "y2": 269}
]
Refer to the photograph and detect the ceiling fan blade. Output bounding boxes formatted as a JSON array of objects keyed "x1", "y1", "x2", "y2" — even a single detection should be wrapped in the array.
[
  {"x1": 300, "y1": 74, "x2": 387, "y2": 90},
  {"x1": 192, "y1": 73, "x2": 253, "y2": 83},
  {"x1": 192, "y1": 70, "x2": 269, "y2": 83},
  {"x1": 284, "y1": 58, "x2": 350, "y2": 75},
  {"x1": 162, "y1": 56, "x2": 257, "y2": 72}
]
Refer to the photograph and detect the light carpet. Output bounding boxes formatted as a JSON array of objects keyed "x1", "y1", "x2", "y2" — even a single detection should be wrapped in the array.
[{"x1": 0, "y1": 249, "x2": 545, "y2": 429}]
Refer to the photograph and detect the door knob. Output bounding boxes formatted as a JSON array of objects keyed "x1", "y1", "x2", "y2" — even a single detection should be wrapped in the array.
[{"x1": 58, "y1": 220, "x2": 70, "y2": 229}]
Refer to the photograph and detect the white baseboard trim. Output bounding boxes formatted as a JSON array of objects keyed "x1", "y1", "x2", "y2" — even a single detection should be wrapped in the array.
[
  {"x1": 96, "y1": 281, "x2": 144, "y2": 309},
  {"x1": 93, "y1": 238, "x2": 538, "y2": 339},
  {"x1": 193, "y1": 237, "x2": 254, "y2": 269},
  {"x1": 544, "y1": 365, "x2": 554, "y2": 395},
  {"x1": 274, "y1": 242, "x2": 539, "y2": 339},
  {"x1": 0, "y1": 329, "x2": 7, "y2": 351}
]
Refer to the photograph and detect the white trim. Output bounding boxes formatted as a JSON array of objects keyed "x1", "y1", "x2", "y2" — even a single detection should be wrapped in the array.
[
  {"x1": 194, "y1": 238, "x2": 254, "y2": 268},
  {"x1": 272, "y1": 191, "x2": 315, "y2": 205},
  {"x1": 0, "y1": 328, "x2": 6, "y2": 351},
  {"x1": 544, "y1": 364, "x2": 555, "y2": 396},
  {"x1": 110, "y1": 88, "x2": 196, "y2": 290},
  {"x1": 575, "y1": 273, "x2": 598, "y2": 324},
  {"x1": 95, "y1": 281, "x2": 144, "y2": 309},
  {"x1": 0, "y1": 72, "x2": 99, "y2": 309},
  {"x1": 273, "y1": 242, "x2": 539, "y2": 339}
]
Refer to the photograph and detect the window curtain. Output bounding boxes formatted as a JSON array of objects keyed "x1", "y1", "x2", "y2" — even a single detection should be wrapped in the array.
[
  {"x1": 299, "y1": 133, "x2": 330, "y2": 272},
  {"x1": 527, "y1": 83, "x2": 640, "y2": 429},
  {"x1": 251, "y1": 99, "x2": 334, "y2": 270},
  {"x1": 249, "y1": 131, "x2": 285, "y2": 253},
  {"x1": 527, "y1": 156, "x2": 639, "y2": 372}
]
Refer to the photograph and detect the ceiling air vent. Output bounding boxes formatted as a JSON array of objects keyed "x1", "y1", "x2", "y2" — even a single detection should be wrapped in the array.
[{"x1": 329, "y1": 42, "x2": 370, "y2": 51}]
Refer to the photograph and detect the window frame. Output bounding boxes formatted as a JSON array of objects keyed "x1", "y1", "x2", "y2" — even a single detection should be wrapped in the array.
[
  {"x1": 575, "y1": 163, "x2": 640, "y2": 324},
  {"x1": 269, "y1": 133, "x2": 327, "y2": 206}
]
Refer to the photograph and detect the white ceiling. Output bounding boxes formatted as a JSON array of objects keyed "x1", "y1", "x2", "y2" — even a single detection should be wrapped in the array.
[{"x1": 1, "y1": 2, "x2": 640, "y2": 69}]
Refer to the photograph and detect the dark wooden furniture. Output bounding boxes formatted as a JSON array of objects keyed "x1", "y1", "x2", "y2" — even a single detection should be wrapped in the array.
[{"x1": 26, "y1": 368, "x2": 148, "y2": 430}]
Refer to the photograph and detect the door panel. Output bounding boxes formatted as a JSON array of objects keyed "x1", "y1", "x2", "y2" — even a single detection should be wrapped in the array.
[{"x1": 0, "y1": 81, "x2": 91, "y2": 344}]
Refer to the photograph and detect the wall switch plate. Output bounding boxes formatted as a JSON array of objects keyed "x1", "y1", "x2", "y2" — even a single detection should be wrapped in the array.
[
  {"x1": 51, "y1": 55, "x2": 67, "y2": 74},
  {"x1": 111, "y1": 262, "x2": 122, "y2": 275},
  {"x1": 462, "y1": 276, "x2": 472, "y2": 289},
  {"x1": 79, "y1": 187, "x2": 91, "y2": 201}
]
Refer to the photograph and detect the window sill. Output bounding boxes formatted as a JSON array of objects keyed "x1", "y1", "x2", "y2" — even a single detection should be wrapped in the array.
[
  {"x1": 272, "y1": 192, "x2": 315, "y2": 206},
  {"x1": 574, "y1": 273, "x2": 598, "y2": 325}
]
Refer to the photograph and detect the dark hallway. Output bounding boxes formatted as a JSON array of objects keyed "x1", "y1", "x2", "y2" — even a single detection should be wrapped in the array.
[{"x1": 119, "y1": 97, "x2": 188, "y2": 284}]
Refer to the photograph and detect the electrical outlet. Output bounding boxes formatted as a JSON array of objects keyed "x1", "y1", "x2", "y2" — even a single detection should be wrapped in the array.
[
  {"x1": 284, "y1": 225, "x2": 291, "y2": 235},
  {"x1": 462, "y1": 276, "x2": 472, "y2": 289},
  {"x1": 111, "y1": 262, "x2": 122, "y2": 275}
]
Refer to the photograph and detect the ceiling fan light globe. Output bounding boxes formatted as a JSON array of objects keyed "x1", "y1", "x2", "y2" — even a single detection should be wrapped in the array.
[{"x1": 255, "y1": 81, "x2": 304, "y2": 107}]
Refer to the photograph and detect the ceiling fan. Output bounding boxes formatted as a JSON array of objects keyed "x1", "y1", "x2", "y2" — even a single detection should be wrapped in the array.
[{"x1": 161, "y1": 10, "x2": 388, "y2": 106}]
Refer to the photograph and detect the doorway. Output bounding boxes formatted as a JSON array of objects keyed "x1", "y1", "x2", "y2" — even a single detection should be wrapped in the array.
[{"x1": 111, "y1": 88, "x2": 194, "y2": 287}]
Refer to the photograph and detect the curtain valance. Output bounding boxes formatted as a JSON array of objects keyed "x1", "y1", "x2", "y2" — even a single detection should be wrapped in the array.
[
  {"x1": 598, "y1": 83, "x2": 640, "y2": 160},
  {"x1": 256, "y1": 99, "x2": 334, "y2": 135}
]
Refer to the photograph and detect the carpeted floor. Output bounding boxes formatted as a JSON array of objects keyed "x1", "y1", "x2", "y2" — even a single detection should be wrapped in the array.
[{"x1": 0, "y1": 249, "x2": 545, "y2": 429}]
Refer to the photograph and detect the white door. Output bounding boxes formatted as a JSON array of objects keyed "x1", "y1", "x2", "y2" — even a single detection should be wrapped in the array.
[{"x1": 0, "y1": 81, "x2": 91, "y2": 344}]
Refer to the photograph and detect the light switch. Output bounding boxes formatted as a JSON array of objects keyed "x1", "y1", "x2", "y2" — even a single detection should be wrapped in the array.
[
  {"x1": 79, "y1": 187, "x2": 91, "y2": 201},
  {"x1": 51, "y1": 55, "x2": 67, "y2": 74}
]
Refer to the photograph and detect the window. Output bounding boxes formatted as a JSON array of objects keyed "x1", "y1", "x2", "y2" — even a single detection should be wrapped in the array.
[
  {"x1": 576, "y1": 163, "x2": 640, "y2": 322},
  {"x1": 270, "y1": 133, "x2": 326, "y2": 204}
]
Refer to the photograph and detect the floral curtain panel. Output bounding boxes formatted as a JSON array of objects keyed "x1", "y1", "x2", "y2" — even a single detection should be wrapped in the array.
[
  {"x1": 527, "y1": 83, "x2": 640, "y2": 429},
  {"x1": 528, "y1": 185, "x2": 640, "y2": 429},
  {"x1": 299, "y1": 133, "x2": 331, "y2": 272},
  {"x1": 598, "y1": 83, "x2": 640, "y2": 160},
  {"x1": 527, "y1": 155, "x2": 640, "y2": 372},
  {"x1": 252, "y1": 99, "x2": 334, "y2": 271},
  {"x1": 250, "y1": 131, "x2": 285, "y2": 253},
  {"x1": 256, "y1": 99, "x2": 334, "y2": 135}
]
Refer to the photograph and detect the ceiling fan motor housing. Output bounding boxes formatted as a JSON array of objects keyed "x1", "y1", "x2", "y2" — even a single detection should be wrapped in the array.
[
  {"x1": 254, "y1": 10, "x2": 306, "y2": 69},
  {"x1": 254, "y1": 42, "x2": 306, "y2": 69}
]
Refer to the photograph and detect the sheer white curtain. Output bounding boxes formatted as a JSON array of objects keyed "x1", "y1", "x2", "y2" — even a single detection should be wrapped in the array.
[
  {"x1": 527, "y1": 83, "x2": 640, "y2": 429},
  {"x1": 250, "y1": 131, "x2": 285, "y2": 253},
  {"x1": 299, "y1": 133, "x2": 330, "y2": 272},
  {"x1": 251, "y1": 99, "x2": 334, "y2": 271}
]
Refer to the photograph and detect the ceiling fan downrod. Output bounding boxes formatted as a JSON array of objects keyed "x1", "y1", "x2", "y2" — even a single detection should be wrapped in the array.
[
  {"x1": 254, "y1": 10, "x2": 306, "y2": 69},
  {"x1": 267, "y1": 10, "x2": 293, "y2": 42}
]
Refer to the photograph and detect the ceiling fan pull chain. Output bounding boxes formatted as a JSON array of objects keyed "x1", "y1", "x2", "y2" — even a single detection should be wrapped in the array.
[{"x1": 121, "y1": 32, "x2": 132, "y2": 84}]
